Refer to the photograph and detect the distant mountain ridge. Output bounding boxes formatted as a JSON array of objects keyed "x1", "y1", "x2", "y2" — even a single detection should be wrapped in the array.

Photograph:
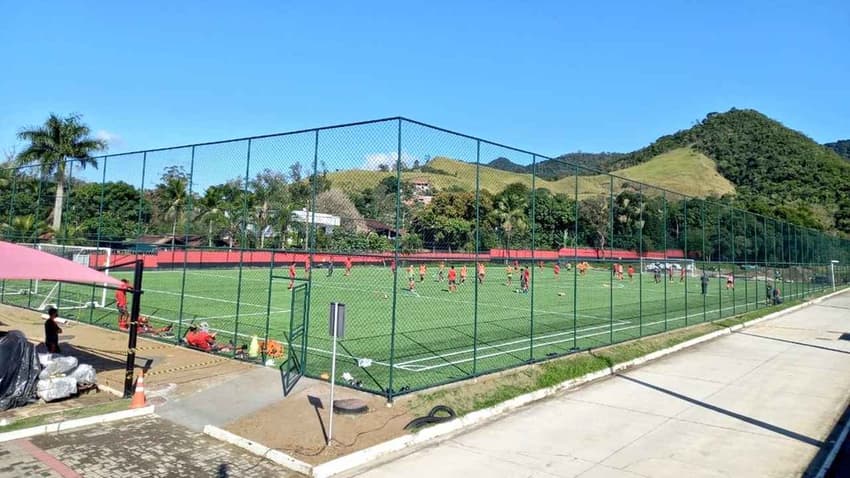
[
  {"x1": 486, "y1": 108, "x2": 850, "y2": 234},
  {"x1": 826, "y1": 140, "x2": 850, "y2": 162},
  {"x1": 487, "y1": 152, "x2": 625, "y2": 179}
]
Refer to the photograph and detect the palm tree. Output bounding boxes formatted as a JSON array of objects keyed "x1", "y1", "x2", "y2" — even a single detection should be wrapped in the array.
[
  {"x1": 16, "y1": 114, "x2": 107, "y2": 234},
  {"x1": 160, "y1": 175, "x2": 189, "y2": 251},
  {"x1": 2, "y1": 214, "x2": 46, "y2": 242},
  {"x1": 490, "y1": 193, "x2": 528, "y2": 258},
  {"x1": 197, "y1": 185, "x2": 229, "y2": 247}
]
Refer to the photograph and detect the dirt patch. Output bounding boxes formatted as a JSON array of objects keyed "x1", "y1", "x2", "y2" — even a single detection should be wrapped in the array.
[
  {"x1": 225, "y1": 379, "x2": 415, "y2": 464},
  {"x1": 0, "y1": 304, "x2": 256, "y2": 400},
  {"x1": 0, "y1": 387, "x2": 118, "y2": 424}
]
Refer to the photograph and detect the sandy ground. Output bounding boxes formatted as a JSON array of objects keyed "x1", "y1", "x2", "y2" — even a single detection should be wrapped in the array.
[
  {"x1": 0, "y1": 304, "x2": 256, "y2": 402},
  {"x1": 225, "y1": 378, "x2": 416, "y2": 464}
]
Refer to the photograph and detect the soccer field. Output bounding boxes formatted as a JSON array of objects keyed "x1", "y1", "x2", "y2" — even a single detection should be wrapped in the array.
[{"x1": 0, "y1": 261, "x2": 817, "y2": 396}]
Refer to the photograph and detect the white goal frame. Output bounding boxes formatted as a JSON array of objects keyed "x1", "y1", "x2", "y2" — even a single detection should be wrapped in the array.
[{"x1": 22, "y1": 244, "x2": 113, "y2": 310}]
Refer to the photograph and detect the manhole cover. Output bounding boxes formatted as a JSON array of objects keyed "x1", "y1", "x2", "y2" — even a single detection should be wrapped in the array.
[{"x1": 333, "y1": 398, "x2": 368, "y2": 415}]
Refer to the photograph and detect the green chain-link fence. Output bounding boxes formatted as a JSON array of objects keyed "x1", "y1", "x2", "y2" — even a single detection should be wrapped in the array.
[{"x1": 2, "y1": 117, "x2": 849, "y2": 400}]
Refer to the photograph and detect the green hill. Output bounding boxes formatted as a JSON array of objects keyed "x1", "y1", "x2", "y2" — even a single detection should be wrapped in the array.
[
  {"x1": 487, "y1": 152, "x2": 624, "y2": 179},
  {"x1": 606, "y1": 109, "x2": 850, "y2": 232},
  {"x1": 328, "y1": 148, "x2": 733, "y2": 200},
  {"x1": 327, "y1": 109, "x2": 850, "y2": 234},
  {"x1": 826, "y1": 140, "x2": 850, "y2": 162}
]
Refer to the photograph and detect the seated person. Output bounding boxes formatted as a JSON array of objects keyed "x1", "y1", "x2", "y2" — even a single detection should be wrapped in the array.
[
  {"x1": 119, "y1": 315, "x2": 173, "y2": 335},
  {"x1": 184, "y1": 324, "x2": 230, "y2": 352},
  {"x1": 772, "y1": 287, "x2": 783, "y2": 305},
  {"x1": 138, "y1": 316, "x2": 173, "y2": 335}
]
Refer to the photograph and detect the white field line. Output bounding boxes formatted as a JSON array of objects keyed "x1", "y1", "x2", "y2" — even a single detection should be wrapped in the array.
[
  {"x1": 315, "y1": 282, "x2": 604, "y2": 320},
  {"x1": 142, "y1": 287, "x2": 282, "y2": 311},
  {"x1": 403, "y1": 300, "x2": 763, "y2": 372},
  {"x1": 395, "y1": 320, "x2": 631, "y2": 368}
]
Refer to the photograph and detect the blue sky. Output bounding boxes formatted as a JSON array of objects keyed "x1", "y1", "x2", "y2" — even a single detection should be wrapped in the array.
[{"x1": 2, "y1": 0, "x2": 848, "y2": 168}]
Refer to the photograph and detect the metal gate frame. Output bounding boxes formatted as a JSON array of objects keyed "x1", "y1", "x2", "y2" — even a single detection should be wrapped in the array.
[{"x1": 279, "y1": 280, "x2": 310, "y2": 396}]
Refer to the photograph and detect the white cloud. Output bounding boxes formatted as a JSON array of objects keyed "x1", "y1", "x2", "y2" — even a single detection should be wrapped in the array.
[
  {"x1": 95, "y1": 130, "x2": 123, "y2": 150},
  {"x1": 362, "y1": 151, "x2": 419, "y2": 171}
]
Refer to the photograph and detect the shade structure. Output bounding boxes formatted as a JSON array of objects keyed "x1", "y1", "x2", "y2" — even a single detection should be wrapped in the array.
[{"x1": 0, "y1": 241, "x2": 123, "y2": 287}]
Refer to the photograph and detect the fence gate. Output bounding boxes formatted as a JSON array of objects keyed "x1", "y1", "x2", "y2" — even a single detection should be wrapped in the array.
[{"x1": 281, "y1": 281, "x2": 310, "y2": 396}]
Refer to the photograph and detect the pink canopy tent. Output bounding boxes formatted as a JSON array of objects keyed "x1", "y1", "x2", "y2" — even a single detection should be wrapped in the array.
[{"x1": 0, "y1": 241, "x2": 123, "y2": 287}]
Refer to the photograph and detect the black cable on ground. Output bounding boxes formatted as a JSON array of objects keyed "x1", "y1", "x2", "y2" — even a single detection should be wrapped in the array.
[{"x1": 403, "y1": 405, "x2": 457, "y2": 431}]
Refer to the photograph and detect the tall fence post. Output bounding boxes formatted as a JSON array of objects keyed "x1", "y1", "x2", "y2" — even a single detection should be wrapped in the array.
[
  {"x1": 177, "y1": 146, "x2": 196, "y2": 342},
  {"x1": 572, "y1": 163, "x2": 579, "y2": 350},
  {"x1": 386, "y1": 119, "x2": 402, "y2": 402},
  {"x1": 608, "y1": 176, "x2": 614, "y2": 343},
  {"x1": 529, "y1": 155, "x2": 536, "y2": 361},
  {"x1": 472, "y1": 140, "x2": 481, "y2": 375},
  {"x1": 233, "y1": 139, "x2": 252, "y2": 357}
]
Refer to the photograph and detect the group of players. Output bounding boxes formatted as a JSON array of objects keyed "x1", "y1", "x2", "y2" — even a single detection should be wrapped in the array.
[{"x1": 278, "y1": 257, "x2": 758, "y2": 300}]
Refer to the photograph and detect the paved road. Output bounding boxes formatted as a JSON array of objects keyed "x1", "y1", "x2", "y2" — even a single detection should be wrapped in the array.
[
  {"x1": 358, "y1": 292, "x2": 850, "y2": 478},
  {"x1": 0, "y1": 416, "x2": 300, "y2": 478}
]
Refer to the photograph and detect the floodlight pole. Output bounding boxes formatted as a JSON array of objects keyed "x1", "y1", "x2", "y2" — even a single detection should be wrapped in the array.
[
  {"x1": 831, "y1": 260, "x2": 839, "y2": 291},
  {"x1": 123, "y1": 259, "x2": 145, "y2": 398}
]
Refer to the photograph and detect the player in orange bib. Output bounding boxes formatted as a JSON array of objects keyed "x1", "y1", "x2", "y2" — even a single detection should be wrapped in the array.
[
  {"x1": 288, "y1": 262, "x2": 296, "y2": 289},
  {"x1": 477, "y1": 262, "x2": 486, "y2": 284},
  {"x1": 627, "y1": 265, "x2": 635, "y2": 282},
  {"x1": 460, "y1": 264, "x2": 468, "y2": 284},
  {"x1": 553, "y1": 262, "x2": 561, "y2": 279},
  {"x1": 344, "y1": 256, "x2": 352, "y2": 276},
  {"x1": 419, "y1": 263, "x2": 427, "y2": 282},
  {"x1": 447, "y1": 266, "x2": 457, "y2": 293}
]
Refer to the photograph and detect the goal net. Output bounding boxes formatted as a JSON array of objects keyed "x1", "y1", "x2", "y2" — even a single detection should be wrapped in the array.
[{"x1": 22, "y1": 244, "x2": 112, "y2": 311}]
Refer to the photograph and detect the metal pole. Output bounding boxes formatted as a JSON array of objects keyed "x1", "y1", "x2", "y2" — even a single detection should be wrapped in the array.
[
  {"x1": 328, "y1": 304, "x2": 339, "y2": 444},
  {"x1": 472, "y1": 140, "x2": 480, "y2": 374},
  {"x1": 831, "y1": 262, "x2": 837, "y2": 291},
  {"x1": 386, "y1": 119, "x2": 401, "y2": 402},
  {"x1": 123, "y1": 259, "x2": 144, "y2": 398}
]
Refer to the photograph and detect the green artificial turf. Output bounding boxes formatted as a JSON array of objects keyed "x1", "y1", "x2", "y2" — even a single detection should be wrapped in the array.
[{"x1": 0, "y1": 261, "x2": 824, "y2": 397}]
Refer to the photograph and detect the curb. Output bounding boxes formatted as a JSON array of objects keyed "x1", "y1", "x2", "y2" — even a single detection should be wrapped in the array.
[
  {"x1": 313, "y1": 289, "x2": 848, "y2": 478},
  {"x1": 0, "y1": 405, "x2": 155, "y2": 443},
  {"x1": 203, "y1": 425, "x2": 313, "y2": 476},
  {"x1": 203, "y1": 289, "x2": 848, "y2": 478}
]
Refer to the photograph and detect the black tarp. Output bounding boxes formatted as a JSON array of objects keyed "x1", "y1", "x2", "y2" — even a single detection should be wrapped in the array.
[{"x1": 0, "y1": 331, "x2": 40, "y2": 410}]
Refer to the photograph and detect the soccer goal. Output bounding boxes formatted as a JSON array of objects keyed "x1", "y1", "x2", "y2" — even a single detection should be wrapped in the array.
[{"x1": 23, "y1": 244, "x2": 113, "y2": 311}]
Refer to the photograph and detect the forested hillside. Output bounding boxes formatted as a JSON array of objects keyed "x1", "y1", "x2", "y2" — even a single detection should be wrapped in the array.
[
  {"x1": 826, "y1": 140, "x2": 850, "y2": 161},
  {"x1": 604, "y1": 109, "x2": 850, "y2": 233}
]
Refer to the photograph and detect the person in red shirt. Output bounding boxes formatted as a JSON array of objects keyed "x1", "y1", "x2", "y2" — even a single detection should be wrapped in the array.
[
  {"x1": 554, "y1": 263, "x2": 561, "y2": 279},
  {"x1": 304, "y1": 258, "x2": 311, "y2": 278},
  {"x1": 390, "y1": 259, "x2": 396, "y2": 273},
  {"x1": 627, "y1": 265, "x2": 635, "y2": 282},
  {"x1": 116, "y1": 279, "x2": 129, "y2": 330},
  {"x1": 680, "y1": 265, "x2": 687, "y2": 282},
  {"x1": 447, "y1": 265, "x2": 457, "y2": 293},
  {"x1": 185, "y1": 324, "x2": 227, "y2": 352},
  {"x1": 460, "y1": 265, "x2": 468, "y2": 284},
  {"x1": 138, "y1": 315, "x2": 172, "y2": 335},
  {"x1": 520, "y1": 267, "x2": 530, "y2": 294},
  {"x1": 419, "y1": 263, "x2": 427, "y2": 282},
  {"x1": 288, "y1": 262, "x2": 296, "y2": 289},
  {"x1": 344, "y1": 256, "x2": 352, "y2": 276}
]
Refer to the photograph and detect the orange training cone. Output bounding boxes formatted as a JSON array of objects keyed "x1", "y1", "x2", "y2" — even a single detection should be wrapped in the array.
[{"x1": 129, "y1": 372, "x2": 147, "y2": 409}]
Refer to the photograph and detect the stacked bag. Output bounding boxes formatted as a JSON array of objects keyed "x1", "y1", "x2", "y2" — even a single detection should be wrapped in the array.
[{"x1": 36, "y1": 354, "x2": 97, "y2": 402}]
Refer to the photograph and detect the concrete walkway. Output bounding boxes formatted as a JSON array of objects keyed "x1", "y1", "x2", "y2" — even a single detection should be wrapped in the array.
[{"x1": 358, "y1": 292, "x2": 850, "y2": 478}]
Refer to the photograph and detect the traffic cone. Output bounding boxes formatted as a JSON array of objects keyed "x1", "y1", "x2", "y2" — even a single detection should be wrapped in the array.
[
  {"x1": 129, "y1": 372, "x2": 146, "y2": 409},
  {"x1": 248, "y1": 336, "x2": 260, "y2": 358}
]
